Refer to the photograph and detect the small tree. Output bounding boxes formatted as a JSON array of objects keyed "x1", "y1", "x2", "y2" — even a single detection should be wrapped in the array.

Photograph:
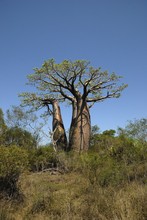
[
  {"x1": 20, "y1": 59, "x2": 127, "y2": 152},
  {"x1": 118, "y1": 118, "x2": 147, "y2": 143},
  {"x1": 6, "y1": 105, "x2": 44, "y2": 145},
  {"x1": 0, "y1": 146, "x2": 28, "y2": 198},
  {"x1": 4, "y1": 127, "x2": 37, "y2": 149}
]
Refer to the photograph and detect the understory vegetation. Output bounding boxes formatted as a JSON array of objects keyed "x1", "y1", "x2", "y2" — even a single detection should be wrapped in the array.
[{"x1": 0, "y1": 108, "x2": 147, "y2": 219}]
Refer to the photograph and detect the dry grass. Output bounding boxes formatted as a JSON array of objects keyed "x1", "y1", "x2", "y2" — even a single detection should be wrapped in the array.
[{"x1": 0, "y1": 170, "x2": 147, "y2": 220}]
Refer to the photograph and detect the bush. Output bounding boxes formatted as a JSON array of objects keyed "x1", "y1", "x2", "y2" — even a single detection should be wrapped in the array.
[
  {"x1": 79, "y1": 146, "x2": 147, "y2": 187},
  {"x1": 28, "y1": 146, "x2": 57, "y2": 172},
  {"x1": 3, "y1": 127, "x2": 37, "y2": 149},
  {"x1": 0, "y1": 146, "x2": 28, "y2": 199}
]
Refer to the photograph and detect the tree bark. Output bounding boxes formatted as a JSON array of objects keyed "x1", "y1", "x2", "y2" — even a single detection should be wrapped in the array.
[
  {"x1": 69, "y1": 99, "x2": 91, "y2": 152},
  {"x1": 68, "y1": 99, "x2": 77, "y2": 151},
  {"x1": 52, "y1": 100, "x2": 67, "y2": 151}
]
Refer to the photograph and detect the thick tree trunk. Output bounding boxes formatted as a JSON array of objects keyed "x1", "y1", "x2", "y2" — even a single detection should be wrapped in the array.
[
  {"x1": 68, "y1": 99, "x2": 77, "y2": 151},
  {"x1": 69, "y1": 99, "x2": 91, "y2": 152},
  {"x1": 52, "y1": 100, "x2": 67, "y2": 151}
]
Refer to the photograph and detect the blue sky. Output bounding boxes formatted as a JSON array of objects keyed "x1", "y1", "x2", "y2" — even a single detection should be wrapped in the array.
[{"x1": 0, "y1": 0, "x2": 147, "y2": 134}]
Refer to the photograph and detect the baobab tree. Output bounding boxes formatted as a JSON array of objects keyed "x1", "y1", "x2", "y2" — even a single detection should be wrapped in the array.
[{"x1": 20, "y1": 59, "x2": 127, "y2": 152}]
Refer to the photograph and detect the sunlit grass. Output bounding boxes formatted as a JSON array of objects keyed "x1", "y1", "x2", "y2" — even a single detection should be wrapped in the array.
[{"x1": 0, "y1": 170, "x2": 147, "y2": 220}]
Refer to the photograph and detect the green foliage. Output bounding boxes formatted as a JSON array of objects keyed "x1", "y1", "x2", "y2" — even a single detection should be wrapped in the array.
[
  {"x1": 118, "y1": 118, "x2": 147, "y2": 142},
  {"x1": 90, "y1": 132, "x2": 116, "y2": 152},
  {"x1": 0, "y1": 108, "x2": 6, "y2": 130},
  {"x1": 82, "y1": 128, "x2": 147, "y2": 187},
  {"x1": 20, "y1": 59, "x2": 127, "y2": 113},
  {"x1": 28, "y1": 146, "x2": 57, "y2": 172},
  {"x1": 109, "y1": 135, "x2": 147, "y2": 167},
  {"x1": 102, "y1": 129, "x2": 116, "y2": 136},
  {"x1": 91, "y1": 125, "x2": 100, "y2": 136},
  {"x1": 0, "y1": 131, "x2": 146, "y2": 219},
  {"x1": 0, "y1": 146, "x2": 28, "y2": 198},
  {"x1": 0, "y1": 146, "x2": 28, "y2": 177},
  {"x1": 0, "y1": 107, "x2": 38, "y2": 149},
  {"x1": 3, "y1": 127, "x2": 37, "y2": 149},
  {"x1": 6, "y1": 106, "x2": 44, "y2": 145},
  {"x1": 19, "y1": 59, "x2": 127, "y2": 152}
]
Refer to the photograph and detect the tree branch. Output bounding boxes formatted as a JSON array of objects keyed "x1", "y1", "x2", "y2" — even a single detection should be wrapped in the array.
[
  {"x1": 86, "y1": 89, "x2": 121, "y2": 102},
  {"x1": 60, "y1": 87, "x2": 74, "y2": 101}
]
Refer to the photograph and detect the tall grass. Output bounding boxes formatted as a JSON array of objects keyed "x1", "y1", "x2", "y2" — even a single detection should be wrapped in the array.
[
  {"x1": 0, "y1": 142, "x2": 147, "y2": 219},
  {"x1": 0, "y1": 164, "x2": 146, "y2": 219}
]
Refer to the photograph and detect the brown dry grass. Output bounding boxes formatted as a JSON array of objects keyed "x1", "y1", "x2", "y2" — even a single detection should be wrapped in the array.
[{"x1": 0, "y1": 171, "x2": 147, "y2": 220}]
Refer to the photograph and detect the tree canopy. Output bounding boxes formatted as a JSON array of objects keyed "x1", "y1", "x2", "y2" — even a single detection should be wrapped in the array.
[
  {"x1": 118, "y1": 118, "x2": 147, "y2": 143},
  {"x1": 20, "y1": 59, "x2": 127, "y2": 151},
  {"x1": 20, "y1": 59, "x2": 127, "y2": 108}
]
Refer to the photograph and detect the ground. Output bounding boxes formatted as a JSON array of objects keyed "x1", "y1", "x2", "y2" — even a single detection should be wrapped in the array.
[{"x1": 1, "y1": 170, "x2": 147, "y2": 220}]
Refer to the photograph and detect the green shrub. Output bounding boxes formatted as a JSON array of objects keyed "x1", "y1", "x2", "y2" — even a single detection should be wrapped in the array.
[
  {"x1": 3, "y1": 127, "x2": 37, "y2": 149},
  {"x1": 79, "y1": 149, "x2": 147, "y2": 187},
  {"x1": 0, "y1": 146, "x2": 28, "y2": 199},
  {"x1": 79, "y1": 153, "x2": 124, "y2": 186},
  {"x1": 28, "y1": 146, "x2": 57, "y2": 172}
]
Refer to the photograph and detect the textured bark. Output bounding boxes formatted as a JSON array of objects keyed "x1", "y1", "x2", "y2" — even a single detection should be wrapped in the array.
[
  {"x1": 69, "y1": 99, "x2": 91, "y2": 152},
  {"x1": 52, "y1": 100, "x2": 67, "y2": 151},
  {"x1": 68, "y1": 99, "x2": 77, "y2": 151}
]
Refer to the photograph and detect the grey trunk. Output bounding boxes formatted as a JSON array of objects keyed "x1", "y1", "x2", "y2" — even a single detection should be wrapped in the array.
[{"x1": 69, "y1": 99, "x2": 91, "y2": 152}]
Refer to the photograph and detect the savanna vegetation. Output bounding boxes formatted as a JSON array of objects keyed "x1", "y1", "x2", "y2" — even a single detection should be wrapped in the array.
[
  {"x1": 0, "y1": 60, "x2": 147, "y2": 219},
  {"x1": 0, "y1": 107, "x2": 147, "y2": 220}
]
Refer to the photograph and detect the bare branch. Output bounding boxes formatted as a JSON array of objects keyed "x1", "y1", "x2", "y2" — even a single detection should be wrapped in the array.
[
  {"x1": 60, "y1": 87, "x2": 74, "y2": 101},
  {"x1": 86, "y1": 89, "x2": 121, "y2": 102},
  {"x1": 20, "y1": 59, "x2": 127, "y2": 113}
]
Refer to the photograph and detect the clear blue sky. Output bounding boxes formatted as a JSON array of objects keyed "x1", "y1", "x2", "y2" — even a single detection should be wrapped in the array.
[{"x1": 0, "y1": 0, "x2": 147, "y2": 133}]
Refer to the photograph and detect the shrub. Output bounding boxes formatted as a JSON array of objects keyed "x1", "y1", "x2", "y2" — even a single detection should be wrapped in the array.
[
  {"x1": 79, "y1": 153, "x2": 124, "y2": 186},
  {"x1": 28, "y1": 146, "x2": 57, "y2": 172},
  {"x1": 3, "y1": 127, "x2": 37, "y2": 149},
  {"x1": 0, "y1": 146, "x2": 28, "y2": 199}
]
